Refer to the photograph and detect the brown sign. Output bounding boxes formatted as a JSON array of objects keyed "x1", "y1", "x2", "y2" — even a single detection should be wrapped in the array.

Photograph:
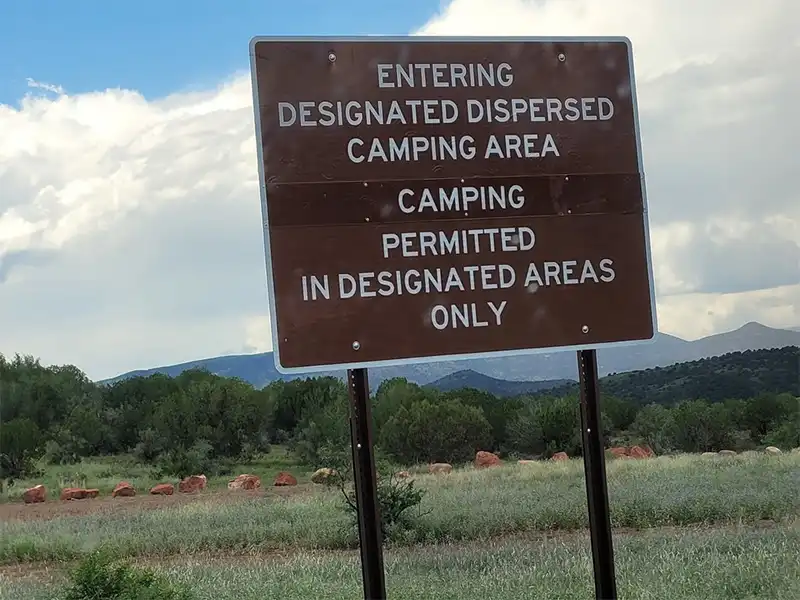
[{"x1": 249, "y1": 36, "x2": 657, "y2": 373}]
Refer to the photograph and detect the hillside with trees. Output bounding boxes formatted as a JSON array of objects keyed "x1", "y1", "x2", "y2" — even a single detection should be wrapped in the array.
[
  {"x1": 1, "y1": 347, "x2": 798, "y2": 487},
  {"x1": 543, "y1": 346, "x2": 800, "y2": 404}
]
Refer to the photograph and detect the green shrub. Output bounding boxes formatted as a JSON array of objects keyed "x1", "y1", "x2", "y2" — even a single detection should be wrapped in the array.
[
  {"x1": 63, "y1": 551, "x2": 193, "y2": 600},
  {"x1": 318, "y1": 444, "x2": 427, "y2": 542},
  {"x1": 0, "y1": 418, "x2": 45, "y2": 482},
  {"x1": 154, "y1": 439, "x2": 218, "y2": 479}
]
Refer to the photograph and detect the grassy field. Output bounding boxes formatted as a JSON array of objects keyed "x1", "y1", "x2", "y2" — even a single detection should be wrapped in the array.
[
  {"x1": 2, "y1": 523, "x2": 799, "y2": 599},
  {"x1": 1, "y1": 452, "x2": 798, "y2": 565},
  {"x1": 0, "y1": 447, "x2": 311, "y2": 503}
]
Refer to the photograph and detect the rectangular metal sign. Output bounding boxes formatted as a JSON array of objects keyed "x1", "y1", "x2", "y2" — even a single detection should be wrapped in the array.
[{"x1": 249, "y1": 36, "x2": 657, "y2": 373}]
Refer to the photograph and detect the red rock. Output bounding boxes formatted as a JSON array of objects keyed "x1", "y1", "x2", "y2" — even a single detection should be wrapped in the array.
[
  {"x1": 475, "y1": 450, "x2": 502, "y2": 468},
  {"x1": 23, "y1": 484, "x2": 46, "y2": 504},
  {"x1": 551, "y1": 452, "x2": 569, "y2": 461},
  {"x1": 178, "y1": 475, "x2": 207, "y2": 494},
  {"x1": 609, "y1": 447, "x2": 629, "y2": 458},
  {"x1": 60, "y1": 488, "x2": 97, "y2": 501},
  {"x1": 228, "y1": 474, "x2": 261, "y2": 490},
  {"x1": 150, "y1": 483, "x2": 174, "y2": 495},
  {"x1": 628, "y1": 445, "x2": 651, "y2": 459},
  {"x1": 517, "y1": 459, "x2": 536, "y2": 465},
  {"x1": 111, "y1": 481, "x2": 136, "y2": 498},
  {"x1": 274, "y1": 472, "x2": 298, "y2": 486},
  {"x1": 428, "y1": 463, "x2": 453, "y2": 475}
]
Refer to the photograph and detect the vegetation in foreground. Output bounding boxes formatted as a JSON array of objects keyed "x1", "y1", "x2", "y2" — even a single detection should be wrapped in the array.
[
  {"x1": 1, "y1": 452, "x2": 798, "y2": 565},
  {"x1": 2, "y1": 523, "x2": 799, "y2": 600},
  {"x1": 2, "y1": 347, "x2": 798, "y2": 597}
]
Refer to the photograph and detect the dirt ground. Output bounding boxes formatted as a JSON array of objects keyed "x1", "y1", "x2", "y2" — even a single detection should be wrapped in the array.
[{"x1": 0, "y1": 484, "x2": 312, "y2": 523}]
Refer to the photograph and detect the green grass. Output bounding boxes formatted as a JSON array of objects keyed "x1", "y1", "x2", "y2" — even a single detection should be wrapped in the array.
[
  {"x1": 1, "y1": 452, "x2": 798, "y2": 564},
  {"x1": 0, "y1": 447, "x2": 310, "y2": 503},
  {"x1": 3, "y1": 523, "x2": 799, "y2": 599}
]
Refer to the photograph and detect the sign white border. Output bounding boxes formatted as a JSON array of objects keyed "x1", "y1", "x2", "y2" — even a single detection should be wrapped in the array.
[{"x1": 248, "y1": 35, "x2": 659, "y2": 375}]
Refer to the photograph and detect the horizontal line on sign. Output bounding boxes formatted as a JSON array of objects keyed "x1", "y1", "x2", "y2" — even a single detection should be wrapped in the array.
[
  {"x1": 267, "y1": 209, "x2": 645, "y2": 229},
  {"x1": 263, "y1": 170, "x2": 642, "y2": 187}
]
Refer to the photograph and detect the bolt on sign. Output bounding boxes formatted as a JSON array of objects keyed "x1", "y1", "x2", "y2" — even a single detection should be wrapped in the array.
[{"x1": 249, "y1": 36, "x2": 657, "y2": 373}]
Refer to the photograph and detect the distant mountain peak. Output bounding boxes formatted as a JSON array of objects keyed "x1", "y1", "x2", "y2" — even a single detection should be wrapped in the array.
[
  {"x1": 104, "y1": 323, "x2": 799, "y2": 389},
  {"x1": 738, "y1": 321, "x2": 771, "y2": 330}
]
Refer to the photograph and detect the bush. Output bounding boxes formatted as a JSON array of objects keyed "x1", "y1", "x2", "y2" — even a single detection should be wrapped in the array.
[
  {"x1": 133, "y1": 428, "x2": 163, "y2": 463},
  {"x1": 0, "y1": 418, "x2": 44, "y2": 481},
  {"x1": 379, "y1": 398, "x2": 492, "y2": 464},
  {"x1": 763, "y1": 419, "x2": 800, "y2": 449},
  {"x1": 44, "y1": 428, "x2": 85, "y2": 466},
  {"x1": 63, "y1": 551, "x2": 193, "y2": 600},
  {"x1": 318, "y1": 445, "x2": 427, "y2": 542},
  {"x1": 154, "y1": 439, "x2": 218, "y2": 479}
]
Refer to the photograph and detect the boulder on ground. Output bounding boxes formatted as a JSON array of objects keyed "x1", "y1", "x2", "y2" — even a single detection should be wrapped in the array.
[
  {"x1": 274, "y1": 472, "x2": 298, "y2": 486},
  {"x1": 60, "y1": 488, "x2": 81, "y2": 501},
  {"x1": 764, "y1": 446, "x2": 782, "y2": 456},
  {"x1": 178, "y1": 475, "x2": 207, "y2": 494},
  {"x1": 150, "y1": 483, "x2": 174, "y2": 495},
  {"x1": 517, "y1": 460, "x2": 536, "y2": 465},
  {"x1": 310, "y1": 468, "x2": 338, "y2": 484},
  {"x1": 475, "y1": 450, "x2": 501, "y2": 468},
  {"x1": 112, "y1": 481, "x2": 136, "y2": 498},
  {"x1": 60, "y1": 488, "x2": 98, "y2": 501},
  {"x1": 428, "y1": 463, "x2": 453, "y2": 475},
  {"x1": 718, "y1": 450, "x2": 737, "y2": 456},
  {"x1": 551, "y1": 452, "x2": 568, "y2": 461},
  {"x1": 228, "y1": 474, "x2": 261, "y2": 490},
  {"x1": 395, "y1": 470, "x2": 411, "y2": 479},
  {"x1": 628, "y1": 445, "x2": 652, "y2": 459},
  {"x1": 23, "y1": 484, "x2": 46, "y2": 504},
  {"x1": 609, "y1": 447, "x2": 629, "y2": 458},
  {"x1": 701, "y1": 452, "x2": 717, "y2": 457}
]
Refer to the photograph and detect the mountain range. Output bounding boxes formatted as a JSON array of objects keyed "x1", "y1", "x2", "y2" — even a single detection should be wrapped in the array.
[
  {"x1": 106, "y1": 322, "x2": 800, "y2": 389},
  {"x1": 425, "y1": 346, "x2": 798, "y2": 400}
]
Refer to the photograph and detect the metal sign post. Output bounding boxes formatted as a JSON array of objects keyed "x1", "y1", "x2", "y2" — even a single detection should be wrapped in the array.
[
  {"x1": 347, "y1": 368, "x2": 387, "y2": 600},
  {"x1": 578, "y1": 349, "x2": 617, "y2": 599}
]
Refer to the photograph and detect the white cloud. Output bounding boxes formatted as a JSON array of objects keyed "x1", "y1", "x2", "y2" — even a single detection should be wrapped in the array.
[{"x1": 1, "y1": 0, "x2": 798, "y2": 379}]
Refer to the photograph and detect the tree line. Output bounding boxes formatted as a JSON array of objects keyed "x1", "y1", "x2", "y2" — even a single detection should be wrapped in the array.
[{"x1": 1, "y1": 348, "x2": 798, "y2": 483}]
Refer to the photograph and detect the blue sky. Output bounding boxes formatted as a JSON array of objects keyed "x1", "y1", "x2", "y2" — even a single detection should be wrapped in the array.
[{"x1": 0, "y1": 0, "x2": 440, "y2": 104}]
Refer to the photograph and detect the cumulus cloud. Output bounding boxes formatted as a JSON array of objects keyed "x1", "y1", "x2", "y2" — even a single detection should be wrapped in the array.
[
  {"x1": 0, "y1": 76, "x2": 269, "y2": 377},
  {"x1": 1, "y1": 0, "x2": 798, "y2": 378}
]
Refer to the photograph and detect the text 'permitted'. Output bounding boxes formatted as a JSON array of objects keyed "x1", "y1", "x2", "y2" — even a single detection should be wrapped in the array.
[{"x1": 250, "y1": 37, "x2": 656, "y2": 371}]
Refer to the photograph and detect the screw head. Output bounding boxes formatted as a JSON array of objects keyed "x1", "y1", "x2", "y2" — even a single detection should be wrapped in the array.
[
  {"x1": 328, "y1": 51, "x2": 337, "y2": 62},
  {"x1": 558, "y1": 53, "x2": 566, "y2": 62},
  {"x1": 581, "y1": 325, "x2": 589, "y2": 334},
  {"x1": 352, "y1": 340, "x2": 361, "y2": 350}
]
